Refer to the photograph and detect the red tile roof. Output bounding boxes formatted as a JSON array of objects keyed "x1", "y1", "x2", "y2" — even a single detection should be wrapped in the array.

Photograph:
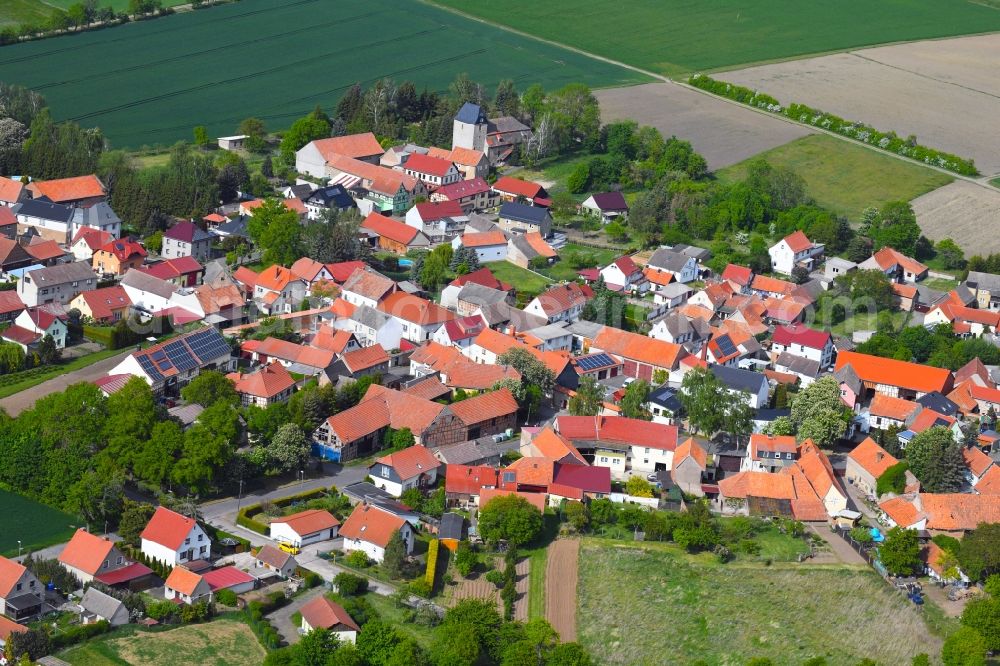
[
  {"x1": 441, "y1": 358, "x2": 520, "y2": 390},
  {"x1": 751, "y1": 274, "x2": 796, "y2": 296},
  {"x1": 783, "y1": 230, "x2": 815, "y2": 253},
  {"x1": 493, "y1": 176, "x2": 544, "y2": 199},
  {"x1": 93, "y1": 561, "x2": 153, "y2": 586},
  {"x1": 342, "y1": 267, "x2": 395, "y2": 302},
  {"x1": 25, "y1": 239, "x2": 66, "y2": 262},
  {"x1": 532, "y1": 282, "x2": 593, "y2": 317},
  {"x1": 1, "y1": 324, "x2": 40, "y2": 346},
  {"x1": 445, "y1": 465, "x2": 500, "y2": 496},
  {"x1": 448, "y1": 388, "x2": 519, "y2": 426},
  {"x1": 404, "y1": 153, "x2": 455, "y2": 178},
  {"x1": 0, "y1": 556, "x2": 28, "y2": 598},
  {"x1": 593, "y1": 326, "x2": 685, "y2": 370},
  {"x1": 163, "y1": 221, "x2": 206, "y2": 244},
  {"x1": 506, "y1": 456, "x2": 556, "y2": 486},
  {"x1": 772, "y1": 323, "x2": 831, "y2": 350},
  {"x1": 164, "y1": 566, "x2": 205, "y2": 597},
  {"x1": 750, "y1": 434, "x2": 798, "y2": 456},
  {"x1": 76, "y1": 286, "x2": 131, "y2": 321},
  {"x1": 324, "y1": 398, "x2": 391, "y2": 443},
  {"x1": 232, "y1": 266, "x2": 259, "y2": 289},
  {"x1": 362, "y1": 212, "x2": 420, "y2": 245},
  {"x1": 228, "y1": 362, "x2": 295, "y2": 399},
  {"x1": 374, "y1": 445, "x2": 440, "y2": 481},
  {"x1": 552, "y1": 463, "x2": 611, "y2": 494},
  {"x1": 556, "y1": 416, "x2": 679, "y2": 451},
  {"x1": 521, "y1": 231, "x2": 557, "y2": 259},
  {"x1": 255, "y1": 264, "x2": 298, "y2": 292},
  {"x1": 378, "y1": 291, "x2": 454, "y2": 326},
  {"x1": 530, "y1": 427, "x2": 587, "y2": 464},
  {"x1": 434, "y1": 177, "x2": 491, "y2": 200},
  {"x1": 448, "y1": 267, "x2": 510, "y2": 292},
  {"x1": 251, "y1": 338, "x2": 334, "y2": 369},
  {"x1": 977, "y1": 465, "x2": 1000, "y2": 495},
  {"x1": 719, "y1": 471, "x2": 796, "y2": 500},
  {"x1": 0, "y1": 176, "x2": 24, "y2": 204},
  {"x1": 359, "y1": 385, "x2": 446, "y2": 435},
  {"x1": 0, "y1": 207, "x2": 13, "y2": 228},
  {"x1": 340, "y1": 344, "x2": 389, "y2": 373},
  {"x1": 141, "y1": 256, "x2": 203, "y2": 280},
  {"x1": 140, "y1": 507, "x2": 199, "y2": 551},
  {"x1": 271, "y1": 509, "x2": 340, "y2": 536},
  {"x1": 97, "y1": 237, "x2": 146, "y2": 262},
  {"x1": 835, "y1": 351, "x2": 952, "y2": 395},
  {"x1": 441, "y1": 315, "x2": 487, "y2": 343},
  {"x1": 611, "y1": 255, "x2": 640, "y2": 276},
  {"x1": 300, "y1": 595, "x2": 360, "y2": 632},
  {"x1": 869, "y1": 247, "x2": 927, "y2": 277},
  {"x1": 326, "y1": 261, "x2": 368, "y2": 284},
  {"x1": 311, "y1": 133, "x2": 384, "y2": 161},
  {"x1": 0, "y1": 291, "x2": 24, "y2": 316},
  {"x1": 721, "y1": 263, "x2": 753, "y2": 286},
  {"x1": 963, "y1": 446, "x2": 994, "y2": 477},
  {"x1": 674, "y1": 437, "x2": 707, "y2": 469},
  {"x1": 28, "y1": 174, "x2": 104, "y2": 203},
  {"x1": 869, "y1": 393, "x2": 921, "y2": 421},
  {"x1": 428, "y1": 146, "x2": 486, "y2": 168},
  {"x1": 339, "y1": 504, "x2": 406, "y2": 548},
  {"x1": 0, "y1": 615, "x2": 27, "y2": 643},
  {"x1": 58, "y1": 529, "x2": 116, "y2": 576},
  {"x1": 909, "y1": 408, "x2": 955, "y2": 434},
  {"x1": 71, "y1": 227, "x2": 113, "y2": 250},
  {"x1": 480, "y1": 488, "x2": 546, "y2": 512},
  {"x1": 847, "y1": 437, "x2": 899, "y2": 479},
  {"x1": 461, "y1": 231, "x2": 507, "y2": 248}
]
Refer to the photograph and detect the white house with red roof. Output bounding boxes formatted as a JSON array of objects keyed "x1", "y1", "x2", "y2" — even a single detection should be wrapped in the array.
[
  {"x1": 860, "y1": 246, "x2": 928, "y2": 283},
  {"x1": 524, "y1": 283, "x2": 593, "y2": 323},
  {"x1": 162, "y1": 222, "x2": 212, "y2": 262},
  {"x1": 0, "y1": 556, "x2": 43, "y2": 621},
  {"x1": 164, "y1": 566, "x2": 211, "y2": 604},
  {"x1": 70, "y1": 228, "x2": 114, "y2": 262},
  {"x1": 405, "y1": 200, "x2": 471, "y2": 243},
  {"x1": 300, "y1": 596, "x2": 360, "y2": 643},
  {"x1": 227, "y1": 362, "x2": 295, "y2": 407},
  {"x1": 140, "y1": 507, "x2": 212, "y2": 566},
  {"x1": 402, "y1": 153, "x2": 462, "y2": 189},
  {"x1": 580, "y1": 192, "x2": 629, "y2": 223},
  {"x1": 770, "y1": 323, "x2": 834, "y2": 367},
  {"x1": 367, "y1": 445, "x2": 442, "y2": 497},
  {"x1": 339, "y1": 503, "x2": 415, "y2": 563},
  {"x1": 15, "y1": 304, "x2": 68, "y2": 348},
  {"x1": 556, "y1": 416, "x2": 680, "y2": 478},
  {"x1": 269, "y1": 509, "x2": 340, "y2": 548},
  {"x1": 721, "y1": 263, "x2": 754, "y2": 293},
  {"x1": 768, "y1": 231, "x2": 824, "y2": 275},
  {"x1": 924, "y1": 302, "x2": 1000, "y2": 337},
  {"x1": 432, "y1": 314, "x2": 487, "y2": 349},
  {"x1": 296, "y1": 133, "x2": 385, "y2": 177},
  {"x1": 430, "y1": 177, "x2": 497, "y2": 213},
  {"x1": 453, "y1": 230, "x2": 508, "y2": 263},
  {"x1": 139, "y1": 256, "x2": 203, "y2": 288},
  {"x1": 492, "y1": 176, "x2": 549, "y2": 207},
  {"x1": 599, "y1": 255, "x2": 648, "y2": 293},
  {"x1": 59, "y1": 528, "x2": 152, "y2": 587}
]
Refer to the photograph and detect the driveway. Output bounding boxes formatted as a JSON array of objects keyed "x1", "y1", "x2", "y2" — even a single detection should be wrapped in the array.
[
  {"x1": 0, "y1": 350, "x2": 131, "y2": 416},
  {"x1": 267, "y1": 586, "x2": 325, "y2": 645},
  {"x1": 809, "y1": 524, "x2": 867, "y2": 566}
]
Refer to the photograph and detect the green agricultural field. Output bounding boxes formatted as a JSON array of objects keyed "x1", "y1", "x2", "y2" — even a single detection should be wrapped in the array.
[
  {"x1": 717, "y1": 134, "x2": 953, "y2": 222},
  {"x1": 40, "y1": 0, "x2": 188, "y2": 10},
  {"x1": 577, "y1": 540, "x2": 943, "y2": 665},
  {"x1": 0, "y1": 489, "x2": 80, "y2": 556},
  {"x1": 0, "y1": 0, "x2": 60, "y2": 29},
  {"x1": 432, "y1": 0, "x2": 1000, "y2": 76},
  {"x1": 0, "y1": 0, "x2": 647, "y2": 149},
  {"x1": 59, "y1": 617, "x2": 265, "y2": 665}
]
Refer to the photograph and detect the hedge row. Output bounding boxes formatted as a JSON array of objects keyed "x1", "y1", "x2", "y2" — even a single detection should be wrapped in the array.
[
  {"x1": 687, "y1": 74, "x2": 979, "y2": 176},
  {"x1": 425, "y1": 539, "x2": 439, "y2": 589},
  {"x1": 237, "y1": 486, "x2": 338, "y2": 535}
]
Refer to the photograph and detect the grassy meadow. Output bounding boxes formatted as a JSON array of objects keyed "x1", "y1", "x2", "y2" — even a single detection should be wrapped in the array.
[
  {"x1": 577, "y1": 540, "x2": 943, "y2": 665},
  {"x1": 717, "y1": 134, "x2": 953, "y2": 222},
  {"x1": 0, "y1": 489, "x2": 80, "y2": 556},
  {"x1": 0, "y1": 0, "x2": 646, "y2": 149},
  {"x1": 432, "y1": 0, "x2": 1000, "y2": 76}
]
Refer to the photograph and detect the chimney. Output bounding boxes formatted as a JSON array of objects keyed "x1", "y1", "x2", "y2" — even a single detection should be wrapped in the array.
[{"x1": 875, "y1": 452, "x2": 884, "y2": 462}]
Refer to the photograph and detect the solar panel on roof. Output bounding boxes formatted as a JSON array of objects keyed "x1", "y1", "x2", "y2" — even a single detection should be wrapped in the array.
[
  {"x1": 164, "y1": 340, "x2": 198, "y2": 371},
  {"x1": 576, "y1": 353, "x2": 615, "y2": 372},
  {"x1": 136, "y1": 355, "x2": 163, "y2": 381},
  {"x1": 184, "y1": 328, "x2": 231, "y2": 363},
  {"x1": 150, "y1": 350, "x2": 166, "y2": 361},
  {"x1": 715, "y1": 335, "x2": 738, "y2": 357}
]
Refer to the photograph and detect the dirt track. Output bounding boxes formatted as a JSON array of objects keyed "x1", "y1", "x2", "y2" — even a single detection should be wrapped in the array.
[
  {"x1": 911, "y1": 181, "x2": 1000, "y2": 255},
  {"x1": 544, "y1": 539, "x2": 580, "y2": 641},
  {"x1": 595, "y1": 83, "x2": 812, "y2": 171},
  {"x1": 724, "y1": 33, "x2": 1000, "y2": 177}
]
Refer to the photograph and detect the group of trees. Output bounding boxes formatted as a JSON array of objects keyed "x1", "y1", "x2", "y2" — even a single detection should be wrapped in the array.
[
  {"x1": 679, "y1": 366, "x2": 753, "y2": 438},
  {"x1": 856, "y1": 321, "x2": 1000, "y2": 370}
]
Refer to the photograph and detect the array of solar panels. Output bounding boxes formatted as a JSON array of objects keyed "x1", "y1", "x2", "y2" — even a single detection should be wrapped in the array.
[
  {"x1": 135, "y1": 327, "x2": 230, "y2": 382},
  {"x1": 575, "y1": 353, "x2": 616, "y2": 371},
  {"x1": 715, "y1": 334, "x2": 738, "y2": 358}
]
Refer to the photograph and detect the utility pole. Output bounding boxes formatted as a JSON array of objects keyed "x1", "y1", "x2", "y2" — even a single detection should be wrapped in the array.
[{"x1": 235, "y1": 478, "x2": 244, "y2": 515}]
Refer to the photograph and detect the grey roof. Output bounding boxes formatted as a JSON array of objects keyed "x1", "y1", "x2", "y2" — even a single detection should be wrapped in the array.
[
  {"x1": 648, "y1": 248, "x2": 694, "y2": 273},
  {"x1": 826, "y1": 257, "x2": 857, "y2": 271},
  {"x1": 710, "y1": 363, "x2": 767, "y2": 394},
  {"x1": 457, "y1": 282, "x2": 509, "y2": 307},
  {"x1": 169, "y1": 403, "x2": 204, "y2": 425},
  {"x1": 754, "y1": 407, "x2": 791, "y2": 422},
  {"x1": 965, "y1": 271, "x2": 1000, "y2": 293},
  {"x1": 27, "y1": 261, "x2": 97, "y2": 285},
  {"x1": 499, "y1": 202, "x2": 550, "y2": 225},
  {"x1": 432, "y1": 435, "x2": 520, "y2": 465},
  {"x1": 286, "y1": 184, "x2": 315, "y2": 199},
  {"x1": 212, "y1": 216, "x2": 249, "y2": 239},
  {"x1": 122, "y1": 268, "x2": 176, "y2": 300},
  {"x1": 80, "y1": 587, "x2": 125, "y2": 620},
  {"x1": 833, "y1": 363, "x2": 862, "y2": 395},
  {"x1": 476, "y1": 301, "x2": 546, "y2": 330},
  {"x1": 658, "y1": 311, "x2": 695, "y2": 339},
  {"x1": 915, "y1": 391, "x2": 959, "y2": 417},
  {"x1": 351, "y1": 303, "x2": 392, "y2": 329},
  {"x1": 455, "y1": 102, "x2": 488, "y2": 125},
  {"x1": 647, "y1": 385, "x2": 682, "y2": 412},
  {"x1": 670, "y1": 243, "x2": 711, "y2": 261},
  {"x1": 523, "y1": 321, "x2": 571, "y2": 341},
  {"x1": 465, "y1": 213, "x2": 499, "y2": 233},
  {"x1": 489, "y1": 116, "x2": 529, "y2": 134},
  {"x1": 13, "y1": 199, "x2": 74, "y2": 223},
  {"x1": 439, "y1": 512, "x2": 466, "y2": 541},
  {"x1": 304, "y1": 184, "x2": 355, "y2": 210},
  {"x1": 775, "y1": 352, "x2": 821, "y2": 378},
  {"x1": 658, "y1": 282, "x2": 694, "y2": 299},
  {"x1": 565, "y1": 319, "x2": 605, "y2": 339},
  {"x1": 69, "y1": 202, "x2": 121, "y2": 229}
]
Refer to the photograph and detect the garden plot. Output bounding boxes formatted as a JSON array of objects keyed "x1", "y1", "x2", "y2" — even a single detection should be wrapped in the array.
[
  {"x1": 594, "y1": 83, "x2": 812, "y2": 171},
  {"x1": 723, "y1": 34, "x2": 1000, "y2": 177},
  {"x1": 911, "y1": 180, "x2": 1000, "y2": 255}
]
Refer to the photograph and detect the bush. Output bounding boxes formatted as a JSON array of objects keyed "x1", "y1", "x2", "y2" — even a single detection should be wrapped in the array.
[
  {"x1": 425, "y1": 539, "x2": 440, "y2": 590},
  {"x1": 50, "y1": 620, "x2": 112, "y2": 649},
  {"x1": 454, "y1": 540, "x2": 477, "y2": 577},
  {"x1": 737, "y1": 539, "x2": 761, "y2": 555},
  {"x1": 485, "y1": 570, "x2": 504, "y2": 588},
  {"x1": 334, "y1": 572, "x2": 368, "y2": 596},
  {"x1": 215, "y1": 589, "x2": 238, "y2": 607},
  {"x1": 876, "y1": 461, "x2": 909, "y2": 497},
  {"x1": 345, "y1": 550, "x2": 370, "y2": 568},
  {"x1": 850, "y1": 526, "x2": 874, "y2": 544},
  {"x1": 407, "y1": 579, "x2": 432, "y2": 598}
]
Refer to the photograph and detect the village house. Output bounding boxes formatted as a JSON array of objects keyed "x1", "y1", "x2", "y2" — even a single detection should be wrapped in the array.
[
  {"x1": 769, "y1": 230, "x2": 824, "y2": 275},
  {"x1": 964, "y1": 271, "x2": 1000, "y2": 310},
  {"x1": 270, "y1": 510, "x2": 340, "y2": 548},
  {"x1": 524, "y1": 283, "x2": 593, "y2": 323},
  {"x1": 846, "y1": 437, "x2": 917, "y2": 499},
  {"x1": 580, "y1": 191, "x2": 629, "y2": 222},
  {"x1": 349, "y1": 305, "x2": 403, "y2": 350},
  {"x1": 140, "y1": 256, "x2": 204, "y2": 288},
  {"x1": 507, "y1": 232, "x2": 557, "y2": 269},
  {"x1": 162, "y1": 221, "x2": 212, "y2": 262},
  {"x1": 16, "y1": 261, "x2": 97, "y2": 307},
  {"x1": 402, "y1": 153, "x2": 462, "y2": 188},
  {"x1": 0, "y1": 176, "x2": 25, "y2": 207},
  {"x1": 79, "y1": 588, "x2": 129, "y2": 627},
  {"x1": 92, "y1": 237, "x2": 147, "y2": 276},
  {"x1": 600, "y1": 255, "x2": 648, "y2": 293},
  {"x1": 241, "y1": 338, "x2": 334, "y2": 375},
  {"x1": 251, "y1": 264, "x2": 307, "y2": 315},
  {"x1": 672, "y1": 438, "x2": 710, "y2": 496},
  {"x1": 454, "y1": 230, "x2": 508, "y2": 263},
  {"x1": 924, "y1": 302, "x2": 1000, "y2": 337},
  {"x1": 0, "y1": 556, "x2": 43, "y2": 621},
  {"x1": 770, "y1": 323, "x2": 835, "y2": 367},
  {"x1": 302, "y1": 184, "x2": 356, "y2": 220},
  {"x1": 430, "y1": 177, "x2": 497, "y2": 213},
  {"x1": 868, "y1": 393, "x2": 921, "y2": 431},
  {"x1": 835, "y1": 351, "x2": 953, "y2": 400},
  {"x1": 497, "y1": 202, "x2": 552, "y2": 237},
  {"x1": 557, "y1": 416, "x2": 680, "y2": 479},
  {"x1": 141, "y1": 507, "x2": 212, "y2": 566},
  {"x1": 11, "y1": 198, "x2": 75, "y2": 243},
  {"x1": 405, "y1": 200, "x2": 469, "y2": 243},
  {"x1": 721, "y1": 263, "x2": 755, "y2": 294},
  {"x1": 227, "y1": 362, "x2": 296, "y2": 407},
  {"x1": 164, "y1": 567, "x2": 211, "y2": 605},
  {"x1": 592, "y1": 326, "x2": 686, "y2": 381},
  {"x1": 110, "y1": 326, "x2": 234, "y2": 395},
  {"x1": 647, "y1": 247, "x2": 699, "y2": 284},
  {"x1": 741, "y1": 434, "x2": 798, "y2": 472},
  {"x1": 860, "y1": 246, "x2": 928, "y2": 283},
  {"x1": 339, "y1": 503, "x2": 415, "y2": 563},
  {"x1": 378, "y1": 291, "x2": 455, "y2": 343},
  {"x1": 239, "y1": 198, "x2": 307, "y2": 219},
  {"x1": 13, "y1": 305, "x2": 68, "y2": 349},
  {"x1": 69, "y1": 228, "x2": 113, "y2": 262},
  {"x1": 425, "y1": 146, "x2": 489, "y2": 180},
  {"x1": 0, "y1": 238, "x2": 38, "y2": 275},
  {"x1": 0, "y1": 292, "x2": 24, "y2": 326},
  {"x1": 432, "y1": 315, "x2": 488, "y2": 349},
  {"x1": 710, "y1": 364, "x2": 770, "y2": 409},
  {"x1": 880, "y1": 493, "x2": 1000, "y2": 533},
  {"x1": 368, "y1": 445, "x2": 442, "y2": 497},
  {"x1": 300, "y1": 596, "x2": 360, "y2": 644},
  {"x1": 362, "y1": 212, "x2": 430, "y2": 255},
  {"x1": 326, "y1": 155, "x2": 427, "y2": 216},
  {"x1": 327, "y1": 344, "x2": 391, "y2": 379},
  {"x1": 341, "y1": 267, "x2": 397, "y2": 309},
  {"x1": 296, "y1": 133, "x2": 386, "y2": 177},
  {"x1": 58, "y1": 528, "x2": 138, "y2": 585},
  {"x1": 254, "y1": 545, "x2": 298, "y2": 579}
]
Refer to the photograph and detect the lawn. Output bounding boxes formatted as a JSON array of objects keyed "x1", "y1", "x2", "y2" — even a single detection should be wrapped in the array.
[
  {"x1": 716, "y1": 134, "x2": 953, "y2": 222},
  {"x1": 0, "y1": 489, "x2": 80, "y2": 557},
  {"x1": 432, "y1": 0, "x2": 1000, "y2": 76},
  {"x1": 577, "y1": 540, "x2": 943, "y2": 665},
  {"x1": 539, "y1": 243, "x2": 619, "y2": 282},
  {"x1": 59, "y1": 617, "x2": 265, "y2": 666},
  {"x1": 0, "y1": 347, "x2": 124, "y2": 399},
  {"x1": 484, "y1": 261, "x2": 553, "y2": 297},
  {"x1": 0, "y1": 0, "x2": 59, "y2": 29},
  {"x1": 0, "y1": 0, "x2": 646, "y2": 149},
  {"x1": 808, "y1": 295, "x2": 910, "y2": 338},
  {"x1": 362, "y1": 592, "x2": 435, "y2": 649}
]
